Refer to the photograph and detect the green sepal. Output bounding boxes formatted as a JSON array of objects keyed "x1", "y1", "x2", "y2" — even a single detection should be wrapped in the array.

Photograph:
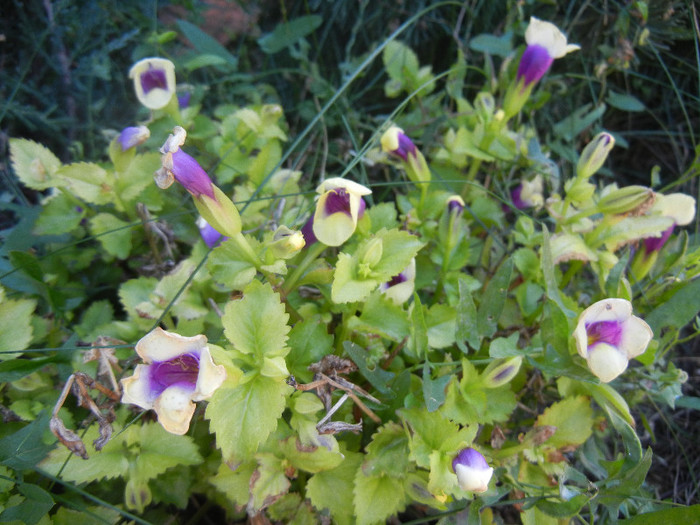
[{"x1": 193, "y1": 184, "x2": 242, "y2": 238}]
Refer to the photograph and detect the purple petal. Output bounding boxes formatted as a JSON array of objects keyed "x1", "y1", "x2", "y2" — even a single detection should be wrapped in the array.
[
  {"x1": 301, "y1": 215, "x2": 317, "y2": 245},
  {"x1": 517, "y1": 44, "x2": 554, "y2": 87},
  {"x1": 452, "y1": 447, "x2": 489, "y2": 472},
  {"x1": 140, "y1": 67, "x2": 168, "y2": 94},
  {"x1": 394, "y1": 132, "x2": 417, "y2": 161},
  {"x1": 385, "y1": 271, "x2": 408, "y2": 288},
  {"x1": 586, "y1": 320, "x2": 623, "y2": 348},
  {"x1": 511, "y1": 185, "x2": 527, "y2": 209},
  {"x1": 643, "y1": 225, "x2": 674, "y2": 255},
  {"x1": 178, "y1": 92, "x2": 191, "y2": 109},
  {"x1": 199, "y1": 221, "x2": 225, "y2": 248},
  {"x1": 117, "y1": 126, "x2": 147, "y2": 152},
  {"x1": 324, "y1": 188, "x2": 352, "y2": 216},
  {"x1": 170, "y1": 150, "x2": 216, "y2": 200},
  {"x1": 149, "y1": 353, "x2": 200, "y2": 398}
]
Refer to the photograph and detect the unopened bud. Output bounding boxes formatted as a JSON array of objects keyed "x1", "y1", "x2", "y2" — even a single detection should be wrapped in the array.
[
  {"x1": 596, "y1": 185, "x2": 654, "y2": 215},
  {"x1": 481, "y1": 356, "x2": 523, "y2": 388},
  {"x1": 269, "y1": 226, "x2": 305, "y2": 259},
  {"x1": 362, "y1": 238, "x2": 383, "y2": 268},
  {"x1": 577, "y1": 132, "x2": 615, "y2": 179}
]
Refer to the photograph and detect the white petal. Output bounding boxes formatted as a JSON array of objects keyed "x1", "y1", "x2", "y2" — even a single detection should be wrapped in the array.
[
  {"x1": 654, "y1": 193, "x2": 696, "y2": 226},
  {"x1": 316, "y1": 177, "x2": 372, "y2": 197},
  {"x1": 153, "y1": 385, "x2": 196, "y2": 435},
  {"x1": 135, "y1": 327, "x2": 208, "y2": 363},
  {"x1": 525, "y1": 17, "x2": 578, "y2": 59},
  {"x1": 578, "y1": 298, "x2": 632, "y2": 325},
  {"x1": 192, "y1": 347, "x2": 227, "y2": 401},
  {"x1": 454, "y1": 463, "x2": 494, "y2": 493},
  {"x1": 120, "y1": 364, "x2": 155, "y2": 410},
  {"x1": 586, "y1": 343, "x2": 629, "y2": 383},
  {"x1": 619, "y1": 316, "x2": 653, "y2": 359}
]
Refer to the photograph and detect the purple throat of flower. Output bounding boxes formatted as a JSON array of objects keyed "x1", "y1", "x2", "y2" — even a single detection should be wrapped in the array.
[
  {"x1": 643, "y1": 225, "x2": 674, "y2": 255},
  {"x1": 140, "y1": 67, "x2": 168, "y2": 94},
  {"x1": 171, "y1": 150, "x2": 216, "y2": 200},
  {"x1": 394, "y1": 133, "x2": 417, "y2": 161},
  {"x1": 148, "y1": 352, "x2": 200, "y2": 399},
  {"x1": 385, "y1": 272, "x2": 408, "y2": 288},
  {"x1": 517, "y1": 44, "x2": 554, "y2": 88},
  {"x1": 586, "y1": 320, "x2": 623, "y2": 349},
  {"x1": 324, "y1": 188, "x2": 352, "y2": 216},
  {"x1": 452, "y1": 448, "x2": 489, "y2": 471}
]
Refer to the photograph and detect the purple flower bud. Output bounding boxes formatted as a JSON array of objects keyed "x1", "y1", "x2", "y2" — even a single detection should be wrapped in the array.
[
  {"x1": 447, "y1": 195, "x2": 465, "y2": 215},
  {"x1": 117, "y1": 126, "x2": 150, "y2": 152},
  {"x1": 452, "y1": 448, "x2": 494, "y2": 493},
  {"x1": 197, "y1": 217, "x2": 225, "y2": 248},
  {"x1": 517, "y1": 45, "x2": 554, "y2": 87},
  {"x1": 169, "y1": 149, "x2": 216, "y2": 200}
]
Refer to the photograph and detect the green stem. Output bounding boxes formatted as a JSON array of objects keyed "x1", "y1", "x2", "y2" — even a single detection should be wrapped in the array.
[{"x1": 281, "y1": 241, "x2": 327, "y2": 295}]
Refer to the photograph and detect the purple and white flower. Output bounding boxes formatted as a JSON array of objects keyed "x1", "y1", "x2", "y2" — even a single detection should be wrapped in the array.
[
  {"x1": 510, "y1": 175, "x2": 543, "y2": 209},
  {"x1": 573, "y1": 299, "x2": 652, "y2": 383},
  {"x1": 452, "y1": 447, "x2": 494, "y2": 493},
  {"x1": 121, "y1": 328, "x2": 226, "y2": 435},
  {"x1": 380, "y1": 126, "x2": 430, "y2": 183},
  {"x1": 517, "y1": 17, "x2": 580, "y2": 88},
  {"x1": 310, "y1": 177, "x2": 371, "y2": 247},
  {"x1": 128, "y1": 58, "x2": 176, "y2": 110},
  {"x1": 379, "y1": 258, "x2": 416, "y2": 304},
  {"x1": 643, "y1": 193, "x2": 696, "y2": 255}
]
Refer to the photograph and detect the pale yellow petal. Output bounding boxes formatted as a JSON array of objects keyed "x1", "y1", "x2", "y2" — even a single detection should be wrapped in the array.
[
  {"x1": 135, "y1": 327, "x2": 208, "y2": 363},
  {"x1": 620, "y1": 316, "x2": 653, "y2": 359},
  {"x1": 120, "y1": 364, "x2": 154, "y2": 410},
  {"x1": 192, "y1": 347, "x2": 227, "y2": 401},
  {"x1": 586, "y1": 343, "x2": 629, "y2": 383},
  {"x1": 153, "y1": 385, "x2": 196, "y2": 435}
]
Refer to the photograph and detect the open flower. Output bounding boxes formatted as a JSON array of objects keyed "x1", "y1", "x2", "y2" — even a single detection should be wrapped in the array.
[
  {"x1": 380, "y1": 126, "x2": 430, "y2": 183},
  {"x1": 380, "y1": 258, "x2": 415, "y2": 304},
  {"x1": 128, "y1": 58, "x2": 176, "y2": 110},
  {"x1": 310, "y1": 177, "x2": 371, "y2": 246},
  {"x1": 155, "y1": 127, "x2": 242, "y2": 238},
  {"x1": 643, "y1": 193, "x2": 696, "y2": 255},
  {"x1": 518, "y1": 17, "x2": 580, "y2": 88},
  {"x1": 511, "y1": 175, "x2": 543, "y2": 209},
  {"x1": 121, "y1": 328, "x2": 226, "y2": 435},
  {"x1": 573, "y1": 299, "x2": 652, "y2": 383},
  {"x1": 117, "y1": 126, "x2": 150, "y2": 152},
  {"x1": 452, "y1": 447, "x2": 494, "y2": 493}
]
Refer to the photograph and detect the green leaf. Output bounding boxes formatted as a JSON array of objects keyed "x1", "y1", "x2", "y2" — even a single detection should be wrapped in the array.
[
  {"x1": 675, "y1": 396, "x2": 700, "y2": 410},
  {"x1": 408, "y1": 294, "x2": 429, "y2": 361},
  {"x1": 258, "y1": 15, "x2": 323, "y2": 54},
  {"x1": 176, "y1": 20, "x2": 238, "y2": 67},
  {"x1": 422, "y1": 363, "x2": 450, "y2": 413},
  {"x1": 0, "y1": 482, "x2": 54, "y2": 524},
  {"x1": 0, "y1": 357, "x2": 54, "y2": 382},
  {"x1": 9, "y1": 138, "x2": 62, "y2": 190},
  {"x1": 353, "y1": 471, "x2": 406, "y2": 525},
  {"x1": 331, "y1": 252, "x2": 380, "y2": 304},
  {"x1": 206, "y1": 373, "x2": 289, "y2": 462},
  {"x1": 383, "y1": 40, "x2": 419, "y2": 82},
  {"x1": 286, "y1": 317, "x2": 334, "y2": 382},
  {"x1": 553, "y1": 103, "x2": 607, "y2": 142},
  {"x1": 33, "y1": 192, "x2": 84, "y2": 235},
  {"x1": 89, "y1": 213, "x2": 132, "y2": 259},
  {"x1": 541, "y1": 227, "x2": 576, "y2": 318},
  {"x1": 371, "y1": 229, "x2": 424, "y2": 279},
  {"x1": 477, "y1": 258, "x2": 513, "y2": 338},
  {"x1": 618, "y1": 505, "x2": 700, "y2": 525},
  {"x1": 57, "y1": 163, "x2": 114, "y2": 205},
  {"x1": 605, "y1": 250, "x2": 630, "y2": 298},
  {"x1": 426, "y1": 304, "x2": 456, "y2": 349},
  {"x1": 456, "y1": 276, "x2": 480, "y2": 352},
  {"x1": 350, "y1": 292, "x2": 410, "y2": 342},
  {"x1": 489, "y1": 332, "x2": 521, "y2": 358},
  {"x1": 131, "y1": 423, "x2": 203, "y2": 483},
  {"x1": 469, "y1": 32, "x2": 513, "y2": 57},
  {"x1": 210, "y1": 461, "x2": 257, "y2": 508},
  {"x1": 344, "y1": 341, "x2": 394, "y2": 397},
  {"x1": 307, "y1": 451, "x2": 363, "y2": 525},
  {"x1": 222, "y1": 280, "x2": 290, "y2": 364},
  {"x1": 362, "y1": 422, "x2": 409, "y2": 478},
  {"x1": 0, "y1": 294, "x2": 36, "y2": 358},
  {"x1": 645, "y1": 277, "x2": 700, "y2": 333},
  {"x1": 0, "y1": 413, "x2": 53, "y2": 470},
  {"x1": 117, "y1": 152, "x2": 161, "y2": 203},
  {"x1": 208, "y1": 237, "x2": 259, "y2": 291},
  {"x1": 279, "y1": 437, "x2": 344, "y2": 473},
  {"x1": 535, "y1": 396, "x2": 594, "y2": 449},
  {"x1": 75, "y1": 300, "x2": 114, "y2": 340},
  {"x1": 249, "y1": 453, "x2": 291, "y2": 513},
  {"x1": 606, "y1": 91, "x2": 645, "y2": 112}
]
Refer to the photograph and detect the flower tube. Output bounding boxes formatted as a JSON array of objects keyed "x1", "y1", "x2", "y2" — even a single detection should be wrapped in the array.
[
  {"x1": 311, "y1": 177, "x2": 371, "y2": 246},
  {"x1": 121, "y1": 328, "x2": 226, "y2": 435},
  {"x1": 573, "y1": 298, "x2": 652, "y2": 383},
  {"x1": 128, "y1": 58, "x2": 176, "y2": 110},
  {"x1": 452, "y1": 447, "x2": 494, "y2": 493}
]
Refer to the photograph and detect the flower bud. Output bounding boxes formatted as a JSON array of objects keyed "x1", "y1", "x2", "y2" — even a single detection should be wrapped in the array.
[
  {"x1": 596, "y1": 185, "x2": 654, "y2": 215},
  {"x1": 197, "y1": 217, "x2": 225, "y2": 248},
  {"x1": 362, "y1": 238, "x2": 384, "y2": 268},
  {"x1": 481, "y1": 356, "x2": 523, "y2": 388},
  {"x1": 117, "y1": 126, "x2": 150, "y2": 152},
  {"x1": 269, "y1": 226, "x2": 305, "y2": 259},
  {"x1": 577, "y1": 132, "x2": 615, "y2": 179},
  {"x1": 447, "y1": 195, "x2": 465, "y2": 216},
  {"x1": 452, "y1": 448, "x2": 494, "y2": 493},
  {"x1": 380, "y1": 126, "x2": 431, "y2": 183}
]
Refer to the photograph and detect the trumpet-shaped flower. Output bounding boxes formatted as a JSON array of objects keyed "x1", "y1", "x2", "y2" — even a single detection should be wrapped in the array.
[
  {"x1": 452, "y1": 448, "x2": 494, "y2": 493},
  {"x1": 311, "y1": 177, "x2": 371, "y2": 246},
  {"x1": 379, "y1": 258, "x2": 416, "y2": 304},
  {"x1": 117, "y1": 126, "x2": 150, "y2": 152},
  {"x1": 518, "y1": 17, "x2": 580, "y2": 87},
  {"x1": 511, "y1": 175, "x2": 544, "y2": 209},
  {"x1": 121, "y1": 328, "x2": 226, "y2": 435},
  {"x1": 380, "y1": 126, "x2": 430, "y2": 183},
  {"x1": 128, "y1": 58, "x2": 176, "y2": 110},
  {"x1": 573, "y1": 299, "x2": 652, "y2": 383}
]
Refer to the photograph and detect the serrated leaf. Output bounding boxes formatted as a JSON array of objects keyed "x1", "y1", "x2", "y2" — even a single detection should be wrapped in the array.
[
  {"x1": 206, "y1": 373, "x2": 289, "y2": 462},
  {"x1": 0, "y1": 412, "x2": 54, "y2": 470},
  {"x1": 57, "y1": 163, "x2": 114, "y2": 205},
  {"x1": 331, "y1": 252, "x2": 380, "y2": 303},
  {"x1": 119, "y1": 276, "x2": 158, "y2": 320},
  {"x1": 222, "y1": 280, "x2": 290, "y2": 363},
  {"x1": 258, "y1": 15, "x2": 323, "y2": 54},
  {"x1": 353, "y1": 470, "x2": 406, "y2": 525},
  {"x1": 117, "y1": 152, "x2": 161, "y2": 203},
  {"x1": 249, "y1": 453, "x2": 290, "y2": 513},
  {"x1": 363, "y1": 422, "x2": 409, "y2": 478},
  {"x1": 477, "y1": 258, "x2": 513, "y2": 338},
  {"x1": 279, "y1": 437, "x2": 343, "y2": 473},
  {"x1": 210, "y1": 461, "x2": 257, "y2": 508},
  {"x1": 89, "y1": 213, "x2": 132, "y2": 259},
  {"x1": 0, "y1": 482, "x2": 54, "y2": 524},
  {"x1": 371, "y1": 229, "x2": 424, "y2": 279},
  {"x1": 9, "y1": 138, "x2": 62, "y2": 190},
  {"x1": 207, "y1": 237, "x2": 260, "y2": 291},
  {"x1": 131, "y1": 423, "x2": 203, "y2": 483},
  {"x1": 33, "y1": 192, "x2": 84, "y2": 235},
  {"x1": 307, "y1": 451, "x2": 363, "y2": 525},
  {"x1": 536, "y1": 396, "x2": 594, "y2": 449},
  {"x1": 350, "y1": 292, "x2": 410, "y2": 342},
  {"x1": 286, "y1": 317, "x2": 333, "y2": 382}
]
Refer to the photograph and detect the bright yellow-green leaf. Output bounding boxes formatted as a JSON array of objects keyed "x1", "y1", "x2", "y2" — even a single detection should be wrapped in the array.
[{"x1": 536, "y1": 396, "x2": 594, "y2": 449}]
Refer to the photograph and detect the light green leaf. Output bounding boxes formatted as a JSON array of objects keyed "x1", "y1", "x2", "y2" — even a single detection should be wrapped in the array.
[
  {"x1": 350, "y1": 292, "x2": 410, "y2": 342},
  {"x1": 208, "y1": 236, "x2": 260, "y2": 291},
  {"x1": 117, "y1": 152, "x2": 161, "y2": 203},
  {"x1": 57, "y1": 163, "x2": 114, "y2": 205},
  {"x1": 489, "y1": 332, "x2": 521, "y2": 358},
  {"x1": 353, "y1": 470, "x2": 406, "y2": 525},
  {"x1": 75, "y1": 300, "x2": 114, "y2": 340},
  {"x1": 258, "y1": 15, "x2": 323, "y2": 54},
  {"x1": 0, "y1": 293, "x2": 35, "y2": 359},
  {"x1": 249, "y1": 453, "x2": 290, "y2": 513},
  {"x1": 9, "y1": 138, "x2": 62, "y2": 190},
  {"x1": 119, "y1": 276, "x2": 158, "y2": 320},
  {"x1": 279, "y1": 437, "x2": 343, "y2": 473},
  {"x1": 456, "y1": 276, "x2": 480, "y2": 352},
  {"x1": 331, "y1": 252, "x2": 380, "y2": 304},
  {"x1": 206, "y1": 373, "x2": 290, "y2": 462},
  {"x1": 286, "y1": 316, "x2": 334, "y2": 382},
  {"x1": 536, "y1": 396, "x2": 594, "y2": 449},
  {"x1": 222, "y1": 280, "x2": 290, "y2": 363},
  {"x1": 426, "y1": 304, "x2": 456, "y2": 349},
  {"x1": 210, "y1": 461, "x2": 257, "y2": 508},
  {"x1": 553, "y1": 103, "x2": 607, "y2": 142},
  {"x1": 130, "y1": 423, "x2": 203, "y2": 483},
  {"x1": 362, "y1": 422, "x2": 409, "y2": 478},
  {"x1": 383, "y1": 40, "x2": 419, "y2": 82},
  {"x1": 307, "y1": 451, "x2": 363, "y2": 525},
  {"x1": 89, "y1": 213, "x2": 132, "y2": 259},
  {"x1": 33, "y1": 192, "x2": 84, "y2": 235},
  {"x1": 606, "y1": 91, "x2": 646, "y2": 112},
  {"x1": 477, "y1": 258, "x2": 513, "y2": 338}
]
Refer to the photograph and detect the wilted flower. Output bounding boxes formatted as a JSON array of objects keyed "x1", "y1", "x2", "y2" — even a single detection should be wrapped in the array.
[
  {"x1": 380, "y1": 126, "x2": 430, "y2": 183},
  {"x1": 573, "y1": 298, "x2": 652, "y2": 383},
  {"x1": 511, "y1": 175, "x2": 544, "y2": 209},
  {"x1": 577, "y1": 132, "x2": 615, "y2": 179},
  {"x1": 155, "y1": 127, "x2": 241, "y2": 238},
  {"x1": 197, "y1": 217, "x2": 225, "y2": 248},
  {"x1": 517, "y1": 17, "x2": 580, "y2": 87},
  {"x1": 121, "y1": 328, "x2": 226, "y2": 435},
  {"x1": 117, "y1": 126, "x2": 150, "y2": 152},
  {"x1": 379, "y1": 258, "x2": 416, "y2": 304},
  {"x1": 310, "y1": 177, "x2": 372, "y2": 246},
  {"x1": 452, "y1": 447, "x2": 494, "y2": 493},
  {"x1": 128, "y1": 57, "x2": 176, "y2": 110}
]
